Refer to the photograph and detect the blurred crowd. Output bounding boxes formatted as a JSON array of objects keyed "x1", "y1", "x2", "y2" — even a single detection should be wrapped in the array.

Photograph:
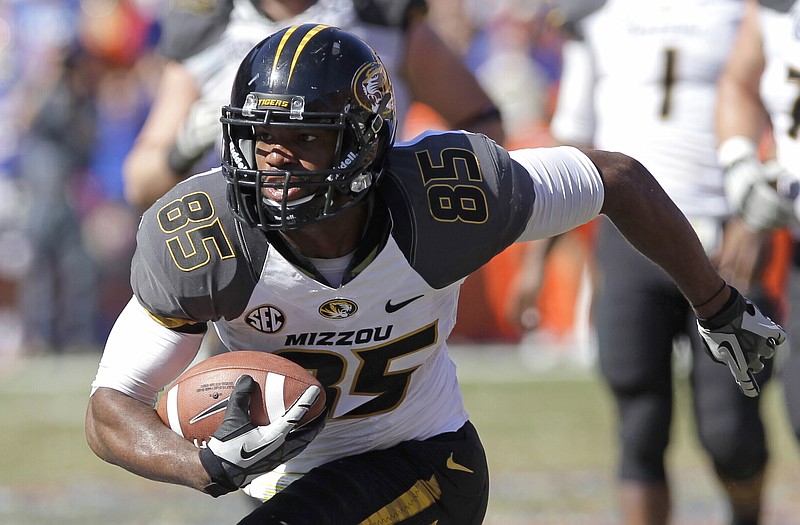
[
  {"x1": 0, "y1": 0, "x2": 161, "y2": 355},
  {"x1": 0, "y1": 0, "x2": 579, "y2": 358}
]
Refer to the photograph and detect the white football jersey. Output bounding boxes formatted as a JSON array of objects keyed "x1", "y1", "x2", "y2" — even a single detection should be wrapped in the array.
[
  {"x1": 216, "y1": 231, "x2": 468, "y2": 471},
  {"x1": 759, "y1": 2, "x2": 800, "y2": 179},
  {"x1": 551, "y1": 0, "x2": 744, "y2": 221},
  {"x1": 92, "y1": 132, "x2": 604, "y2": 473}
]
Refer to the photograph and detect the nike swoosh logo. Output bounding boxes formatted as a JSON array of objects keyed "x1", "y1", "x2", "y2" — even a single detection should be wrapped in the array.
[
  {"x1": 240, "y1": 442, "x2": 272, "y2": 461},
  {"x1": 189, "y1": 396, "x2": 230, "y2": 425},
  {"x1": 385, "y1": 294, "x2": 424, "y2": 313},
  {"x1": 446, "y1": 453, "x2": 474, "y2": 473}
]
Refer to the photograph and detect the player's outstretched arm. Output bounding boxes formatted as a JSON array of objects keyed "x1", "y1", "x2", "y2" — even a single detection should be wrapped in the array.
[
  {"x1": 587, "y1": 149, "x2": 724, "y2": 311},
  {"x1": 588, "y1": 149, "x2": 725, "y2": 313},
  {"x1": 585, "y1": 148, "x2": 785, "y2": 395}
]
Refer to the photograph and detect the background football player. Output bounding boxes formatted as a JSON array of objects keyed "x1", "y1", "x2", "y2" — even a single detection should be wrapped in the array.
[
  {"x1": 717, "y1": 0, "x2": 800, "y2": 449},
  {"x1": 540, "y1": 1, "x2": 792, "y2": 523}
]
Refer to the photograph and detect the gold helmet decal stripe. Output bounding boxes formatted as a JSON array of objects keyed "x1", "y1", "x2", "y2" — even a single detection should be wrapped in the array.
[
  {"x1": 288, "y1": 25, "x2": 331, "y2": 86},
  {"x1": 270, "y1": 25, "x2": 300, "y2": 86},
  {"x1": 271, "y1": 24, "x2": 331, "y2": 90}
]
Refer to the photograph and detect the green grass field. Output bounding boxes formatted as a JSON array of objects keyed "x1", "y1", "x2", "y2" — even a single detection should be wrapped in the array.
[{"x1": 1, "y1": 348, "x2": 798, "y2": 525}]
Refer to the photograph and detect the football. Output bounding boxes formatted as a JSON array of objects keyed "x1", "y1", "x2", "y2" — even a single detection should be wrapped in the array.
[{"x1": 155, "y1": 351, "x2": 326, "y2": 444}]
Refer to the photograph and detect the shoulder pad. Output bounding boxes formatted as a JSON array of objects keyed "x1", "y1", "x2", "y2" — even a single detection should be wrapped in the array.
[
  {"x1": 758, "y1": 0, "x2": 796, "y2": 13},
  {"x1": 157, "y1": 0, "x2": 234, "y2": 60},
  {"x1": 354, "y1": 0, "x2": 428, "y2": 29},
  {"x1": 549, "y1": 0, "x2": 607, "y2": 37},
  {"x1": 379, "y1": 131, "x2": 534, "y2": 288},
  {"x1": 131, "y1": 171, "x2": 266, "y2": 323}
]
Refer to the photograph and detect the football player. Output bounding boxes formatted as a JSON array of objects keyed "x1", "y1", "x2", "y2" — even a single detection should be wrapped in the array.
[
  {"x1": 121, "y1": 0, "x2": 504, "y2": 210},
  {"x1": 717, "y1": 0, "x2": 800, "y2": 446},
  {"x1": 546, "y1": 1, "x2": 793, "y2": 523},
  {"x1": 85, "y1": 25, "x2": 783, "y2": 524}
]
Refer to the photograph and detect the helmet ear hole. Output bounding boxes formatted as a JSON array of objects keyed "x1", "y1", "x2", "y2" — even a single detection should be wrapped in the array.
[
  {"x1": 225, "y1": 124, "x2": 256, "y2": 170},
  {"x1": 238, "y1": 139, "x2": 255, "y2": 168},
  {"x1": 339, "y1": 123, "x2": 359, "y2": 162}
]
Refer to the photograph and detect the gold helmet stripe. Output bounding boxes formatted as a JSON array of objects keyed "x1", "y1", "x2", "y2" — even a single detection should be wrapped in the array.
[
  {"x1": 271, "y1": 24, "x2": 332, "y2": 90},
  {"x1": 270, "y1": 25, "x2": 300, "y2": 85}
]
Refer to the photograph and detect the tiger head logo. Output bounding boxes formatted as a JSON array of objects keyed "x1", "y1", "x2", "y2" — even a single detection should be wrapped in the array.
[
  {"x1": 318, "y1": 299, "x2": 358, "y2": 319},
  {"x1": 352, "y1": 62, "x2": 393, "y2": 116}
]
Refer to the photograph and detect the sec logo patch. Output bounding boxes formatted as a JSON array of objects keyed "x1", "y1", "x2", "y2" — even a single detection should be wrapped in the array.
[{"x1": 246, "y1": 305, "x2": 286, "y2": 333}]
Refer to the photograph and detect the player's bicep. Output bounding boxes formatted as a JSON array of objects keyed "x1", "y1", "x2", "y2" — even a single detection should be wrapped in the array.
[
  {"x1": 511, "y1": 147, "x2": 604, "y2": 241},
  {"x1": 91, "y1": 297, "x2": 203, "y2": 406}
]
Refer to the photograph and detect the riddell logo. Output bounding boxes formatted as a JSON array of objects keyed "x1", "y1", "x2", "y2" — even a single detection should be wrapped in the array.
[
  {"x1": 229, "y1": 143, "x2": 247, "y2": 169},
  {"x1": 338, "y1": 151, "x2": 357, "y2": 169}
]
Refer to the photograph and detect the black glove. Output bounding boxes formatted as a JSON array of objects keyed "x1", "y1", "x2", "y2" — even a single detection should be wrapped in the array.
[
  {"x1": 199, "y1": 375, "x2": 326, "y2": 497},
  {"x1": 696, "y1": 286, "x2": 785, "y2": 398}
]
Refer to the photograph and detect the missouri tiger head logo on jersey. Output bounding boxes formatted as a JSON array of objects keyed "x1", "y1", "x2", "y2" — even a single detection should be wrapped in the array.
[
  {"x1": 221, "y1": 24, "x2": 397, "y2": 232},
  {"x1": 318, "y1": 299, "x2": 358, "y2": 319}
]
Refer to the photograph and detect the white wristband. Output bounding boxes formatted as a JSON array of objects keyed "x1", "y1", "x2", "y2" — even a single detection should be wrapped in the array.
[{"x1": 717, "y1": 136, "x2": 758, "y2": 168}]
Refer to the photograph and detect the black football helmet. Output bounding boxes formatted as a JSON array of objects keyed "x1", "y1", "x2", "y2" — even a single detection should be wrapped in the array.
[{"x1": 221, "y1": 24, "x2": 396, "y2": 231}]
